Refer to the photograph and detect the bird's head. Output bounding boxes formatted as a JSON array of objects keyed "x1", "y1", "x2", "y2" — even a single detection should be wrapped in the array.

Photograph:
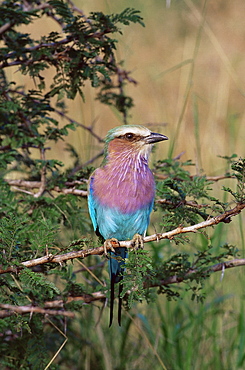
[{"x1": 104, "y1": 125, "x2": 168, "y2": 161}]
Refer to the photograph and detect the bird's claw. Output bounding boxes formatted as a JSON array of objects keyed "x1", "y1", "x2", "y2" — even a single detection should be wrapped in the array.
[
  {"x1": 131, "y1": 233, "x2": 144, "y2": 250},
  {"x1": 103, "y1": 238, "x2": 119, "y2": 258}
]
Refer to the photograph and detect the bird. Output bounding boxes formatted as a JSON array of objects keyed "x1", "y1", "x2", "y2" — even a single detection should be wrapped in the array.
[{"x1": 87, "y1": 125, "x2": 168, "y2": 325}]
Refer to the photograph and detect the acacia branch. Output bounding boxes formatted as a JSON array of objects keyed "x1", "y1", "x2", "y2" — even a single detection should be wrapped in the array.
[
  {"x1": 0, "y1": 202, "x2": 244, "y2": 275},
  {"x1": 2, "y1": 258, "x2": 243, "y2": 311},
  {"x1": 6, "y1": 179, "x2": 87, "y2": 197},
  {"x1": 0, "y1": 291, "x2": 106, "y2": 318},
  {"x1": 142, "y1": 202, "x2": 245, "y2": 245},
  {"x1": 54, "y1": 108, "x2": 104, "y2": 144},
  {"x1": 156, "y1": 198, "x2": 210, "y2": 209},
  {"x1": 46, "y1": 257, "x2": 245, "y2": 301},
  {"x1": 149, "y1": 258, "x2": 245, "y2": 287},
  {"x1": 34, "y1": 148, "x2": 47, "y2": 198},
  {"x1": 155, "y1": 173, "x2": 235, "y2": 182},
  {"x1": 0, "y1": 304, "x2": 75, "y2": 318},
  {"x1": 0, "y1": 22, "x2": 13, "y2": 35}
]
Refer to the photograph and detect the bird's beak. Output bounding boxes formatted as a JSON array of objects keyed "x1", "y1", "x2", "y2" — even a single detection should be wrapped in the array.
[{"x1": 144, "y1": 132, "x2": 168, "y2": 144}]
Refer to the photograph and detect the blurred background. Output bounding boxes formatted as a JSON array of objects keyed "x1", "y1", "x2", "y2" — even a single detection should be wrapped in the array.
[
  {"x1": 8, "y1": 0, "x2": 245, "y2": 169},
  {"x1": 6, "y1": 0, "x2": 245, "y2": 368}
]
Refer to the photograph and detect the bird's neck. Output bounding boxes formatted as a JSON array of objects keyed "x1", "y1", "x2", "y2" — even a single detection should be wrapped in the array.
[
  {"x1": 107, "y1": 148, "x2": 149, "y2": 172},
  {"x1": 106, "y1": 139, "x2": 151, "y2": 168}
]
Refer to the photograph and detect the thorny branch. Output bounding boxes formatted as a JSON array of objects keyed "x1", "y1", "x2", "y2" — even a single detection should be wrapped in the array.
[
  {"x1": 1, "y1": 258, "x2": 244, "y2": 317},
  {"x1": 6, "y1": 179, "x2": 88, "y2": 197},
  {"x1": 155, "y1": 173, "x2": 235, "y2": 182},
  {"x1": 0, "y1": 202, "x2": 244, "y2": 275},
  {"x1": 0, "y1": 304, "x2": 75, "y2": 318},
  {"x1": 33, "y1": 148, "x2": 47, "y2": 198},
  {"x1": 0, "y1": 292, "x2": 105, "y2": 318}
]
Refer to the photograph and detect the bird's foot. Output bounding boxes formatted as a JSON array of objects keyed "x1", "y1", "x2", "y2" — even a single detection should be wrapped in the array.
[
  {"x1": 131, "y1": 233, "x2": 144, "y2": 250},
  {"x1": 103, "y1": 238, "x2": 120, "y2": 258}
]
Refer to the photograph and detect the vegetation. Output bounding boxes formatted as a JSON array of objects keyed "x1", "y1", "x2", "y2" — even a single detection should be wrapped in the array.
[{"x1": 0, "y1": 0, "x2": 245, "y2": 369}]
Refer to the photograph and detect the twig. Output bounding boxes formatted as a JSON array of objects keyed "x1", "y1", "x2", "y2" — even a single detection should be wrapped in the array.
[
  {"x1": 34, "y1": 148, "x2": 46, "y2": 198},
  {"x1": 2, "y1": 258, "x2": 243, "y2": 310},
  {"x1": 155, "y1": 173, "x2": 235, "y2": 182},
  {"x1": 156, "y1": 198, "x2": 210, "y2": 209},
  {"x1": 0, "y1": 3, "x2": 52, "y2": 36},
  {"x1": 0, "y1": 22, "x2": 12, "y2": 35},
  {"x1": 70, "y1": 150, "x2": 104, "y2": 175},
  {"x1": 0, "y1": 304, "x2": 75, "y2": 318},
  {"x1": 54, "y1": 108, "x2": 104, "y2": 143},
  {"x1": 6, "y1": 179, "x2": 87, "y2": 197},
  {"x1": 0, "y1": 37, "x2": 72, "y2": 69},
  {"x1": 48, "y1": 257, "x2": 245, "y2": 300},
  {"x1": 7, "y1": 89, "x2": 104, "y2": 145},
  {"x1": 45, "y1": 292, "x2": 106, "y2": 307},
  {"x1": 0, "y1": 257, "x2": 244, "y2": 318},
  {"x1": 66, "y1": 0, "x2": 87, "y2": 17},
  {"x1": 53, "y1": 187, "x2": 87, "y2": 196},
  {"x1": 142, "y1": 202, "x2": 245, "y2": 244},
  {"x1": 149, "y1": 258, "x2": 245, "y2": 287}
]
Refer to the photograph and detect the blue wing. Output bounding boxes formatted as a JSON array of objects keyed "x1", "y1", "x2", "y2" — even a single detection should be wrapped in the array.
[{"x1": 88, "y1": 176, "x2": 98, "y2": 233}]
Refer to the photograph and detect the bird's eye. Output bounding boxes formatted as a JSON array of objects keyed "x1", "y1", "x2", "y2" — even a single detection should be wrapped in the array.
[{"x1": 125, "y1": 133, "x2": 134, "y2": 140}]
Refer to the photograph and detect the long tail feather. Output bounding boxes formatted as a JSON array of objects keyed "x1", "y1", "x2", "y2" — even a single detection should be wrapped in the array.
[
  {"x1": 118, "y1": 282, "x2": 123, "y2": 326},
  {"x1": 109, "y1": 247, "x2": 127, "y2": 326},
  {"x1": 109, "y1": 274, "x2": 116, "y2": 327}
]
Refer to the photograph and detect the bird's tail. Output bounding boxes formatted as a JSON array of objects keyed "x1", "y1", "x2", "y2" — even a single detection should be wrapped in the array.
[{"x1": 109, "y1": 247, "x2": 127, "y2": 326}]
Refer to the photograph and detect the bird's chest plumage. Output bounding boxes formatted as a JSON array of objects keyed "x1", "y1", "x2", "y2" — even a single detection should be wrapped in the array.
[
  {"x1": 89, "y1": 151, "x2": 156, "y2": 240},
  {"x1": 92, "y1": 161, "x2": 155, "y2": 214}
]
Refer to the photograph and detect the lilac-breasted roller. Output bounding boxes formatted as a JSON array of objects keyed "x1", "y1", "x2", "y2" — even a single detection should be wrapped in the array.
[{"x1": 88, "y1": 125, "x2": 168, "y2": 325}]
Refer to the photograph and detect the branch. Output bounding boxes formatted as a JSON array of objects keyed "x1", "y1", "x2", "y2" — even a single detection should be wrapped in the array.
[
  {"x1": 0, "y1": 304, "x2": 75, "y2": 318},
  {"x1": 0, "y1": 37, "x2": 72, "y2": 69},
  {"x1": 142, "y1": 202, "x2": 245, "y2": 245},
  {"x1": 6, "y1": 179, "x2": 88, "y2": 197},
  {"x1": 155, "y1": 173, "x2": 235, "y2": 182},
  {"x1": 33, "y1": 148, "x2": 47, "y2": 198},
  {"x1": 149, "y1": 258, "x2": 245, "y2": 287},
  {"x1": 0, "y1": 22, "x2": 13, "y2": 36},
  {"x1": 156, "y1": 198, "x2": 210, "y2": 209},
  {"x1": 52, "y1": 108, "x2": 104, "y2": 144},
  {"x1": 7, "y1": 89, "x2": 104, "y2": 147},
  {"x1": 69, "y1": 150, "x2": 104, "y2": 175},
  {"x1": 45, "y1": 292, "x2": 106, "y2": 307},
  {"x1": 0, "y1": 290, "x2": 106, "y2": 318},
  {"x1": 2, "y1": 258, "x2": 243, "y2": 311},
  {"x1": 0, "y1": 203, "x2": 244, "y2": 275},
  {"x1": 51, "y1": 258, "x2": 245, "y2": 301},
  {"x1": 0, "y1": 3, "x2": 52, "y2": 36}
]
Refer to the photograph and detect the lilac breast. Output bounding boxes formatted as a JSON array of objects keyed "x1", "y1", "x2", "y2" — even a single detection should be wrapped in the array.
[{"x1": 92, "y1": 162, "x2": 155, "y2": 214}]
